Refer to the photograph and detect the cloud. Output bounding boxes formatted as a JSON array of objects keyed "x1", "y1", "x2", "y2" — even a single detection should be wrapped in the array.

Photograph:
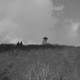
[
  {"x1": 0, "y1": 0, "x2": 19, "y2": 35},
  {"x1": 2, "y1": 32, "x2": 23, "y2": 44},
  {"x1": 53, "y1": 5, "x2": 64, "y2": 11},
  {"x1": 50, "y1": 0, "x2": 64, "y2": 17},
  {"x1": 0, "y1": 0, "x2": 58, "y2": 44},
  {"x1": 35, "y1": 0, "x2": 51, "y2": 8},
  {"x1": 68, "y1": 21, "x2": 80, "y2": 38},
  {"x1": 63, "y1": 19, "x2": 80, "y2": 37},
  {"x1": 0, "y1": 18, "x2": 19, "y2": 34},
  {"x1": 71, "y1": 22, "x2": 80, "y2": 32},
  {"x1": 65, "y1": 21, "x2": 80, "y2": 45},
  {"x1": 53, "y1": 18, "x2": 80, "y2": 45},
  {"x1": 9, "y1": 38, "x2": 23, "y2": 44}
]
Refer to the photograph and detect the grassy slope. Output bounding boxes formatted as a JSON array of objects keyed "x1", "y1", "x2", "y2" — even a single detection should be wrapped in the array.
[{"x1": 0, "y1": 44, "x2": 80, "y2": 80}]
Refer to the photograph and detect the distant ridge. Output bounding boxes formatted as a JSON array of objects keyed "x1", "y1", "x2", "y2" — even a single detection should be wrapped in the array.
[{"x1": 0, "y1": 43, "x2": 77, "y2": 52}]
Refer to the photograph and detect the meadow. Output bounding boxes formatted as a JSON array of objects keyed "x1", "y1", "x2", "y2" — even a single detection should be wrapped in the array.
[{"x1": 0, "y1": 44, "x2": 80, "y2": 80}]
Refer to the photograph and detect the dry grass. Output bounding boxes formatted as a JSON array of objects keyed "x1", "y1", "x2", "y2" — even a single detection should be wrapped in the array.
[
  {"x1": 23, "y1": 62, "x2": 55, "y2": 80},
  {"x1": 0, "y1": 44, "x2": 80, "y2": 80}
]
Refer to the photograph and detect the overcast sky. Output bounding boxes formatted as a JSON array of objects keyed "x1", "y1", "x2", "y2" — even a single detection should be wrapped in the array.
[{"x1": 0, "y1": 0, "x2": 80, "y2": 46}]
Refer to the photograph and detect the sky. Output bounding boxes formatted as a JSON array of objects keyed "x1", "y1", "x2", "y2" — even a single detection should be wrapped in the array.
[{"x1": 0, "y1": 0, "x2": 80, "y2": 46}]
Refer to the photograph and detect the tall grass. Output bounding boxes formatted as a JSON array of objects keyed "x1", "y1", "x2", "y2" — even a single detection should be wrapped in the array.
[{"x1": 23, "y1": 61, "x2": 63, "y2": 80}]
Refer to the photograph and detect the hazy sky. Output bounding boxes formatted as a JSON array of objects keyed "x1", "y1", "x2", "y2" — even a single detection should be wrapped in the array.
[{"x1": 0, "y1": 0, "x2": 80, "y2": 46}]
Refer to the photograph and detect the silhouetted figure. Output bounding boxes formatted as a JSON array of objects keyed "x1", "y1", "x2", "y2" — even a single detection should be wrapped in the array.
[
  {"x1": 42, "y1": 37, "x2": 48, "y2": 45},
  {"x1": 17, "y1": 41, "x2": 23, "y2": 47},
  {"x1": 17, "y1": 41, "x2": 19, "y2": 46}
]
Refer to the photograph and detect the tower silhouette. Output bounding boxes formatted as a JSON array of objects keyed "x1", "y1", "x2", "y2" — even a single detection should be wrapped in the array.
[{"x1": 42, "y1": 37, "x2": 48, "y2": 45}]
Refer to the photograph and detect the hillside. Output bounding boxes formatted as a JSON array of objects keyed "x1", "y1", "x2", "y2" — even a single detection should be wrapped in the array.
[{"x1": 0, "y1": 44, "x2": 80, "y2": 80}]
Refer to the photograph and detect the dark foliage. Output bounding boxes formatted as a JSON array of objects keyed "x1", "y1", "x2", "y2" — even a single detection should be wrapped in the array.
[
  {"x1": 2, "y1": 76, "x2": 10, "y2": 80},
  {"x1": 0, "y1": 43, "x2": 76, "y2": 53},
  {"x1": 0, "y1": 62, "x2": 15, "y2": 80},
  {"x1": 0, "y1": 69, "x2": 9, "y2": 79}
]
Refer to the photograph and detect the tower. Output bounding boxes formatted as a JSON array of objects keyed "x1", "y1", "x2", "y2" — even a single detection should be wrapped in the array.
[{"x1": 42, "y1": 37, "x2": 48, "y2": 45}]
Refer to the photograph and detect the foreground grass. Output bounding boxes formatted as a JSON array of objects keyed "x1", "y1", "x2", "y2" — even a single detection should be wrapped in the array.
[{"x1": 0, "y1": 44, "x2": 80, "y2": 80}]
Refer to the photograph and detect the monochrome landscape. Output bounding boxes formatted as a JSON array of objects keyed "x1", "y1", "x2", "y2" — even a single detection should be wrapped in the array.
[{"x1": 0, "y1": 0, "x2": 80, "y2": 80}]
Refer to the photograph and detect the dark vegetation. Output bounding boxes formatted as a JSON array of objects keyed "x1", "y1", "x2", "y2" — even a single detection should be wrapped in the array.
[
  {"x1": 0, "y1": 43, "x2": 75, "y2": 52},
  {"x1": 0, "y1": 43, "x2": 80, "y2": 80}
]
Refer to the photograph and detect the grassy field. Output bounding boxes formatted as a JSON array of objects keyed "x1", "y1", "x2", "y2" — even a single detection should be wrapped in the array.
[{"x1": 0, "y1": 44, "x2": 80, "y2": 80}]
